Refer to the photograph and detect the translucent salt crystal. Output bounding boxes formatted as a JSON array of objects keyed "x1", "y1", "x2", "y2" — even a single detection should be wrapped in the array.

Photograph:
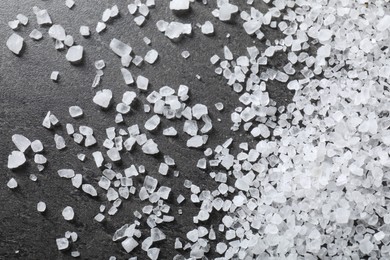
[
  {"x1": 151, "y1": 228, "x2": 166, "y2": 241},
  {"x1": 119, "y1": 69, "x2": 134, "y2": 85},
  {"x1": 317, "y1": 29, "x2": 332, "y2": 42},
  {"x1": 116, "y1": 103, "x2": 130, "y2": 114},
  {"x1": 80, "y1": 26, "x2": 90, "y2": 36},
  {"x1": 287, "y1": 80, "x2": 300, "y2": 90},
  {"x1": 31, "y1": 140, "x2": 43, "y2": 153},
  {"x1": 169, "y1": 0, "x2": 190, "y2": 11},
  {"x1": 145, "y1": 115, "x2": 160, "y2": 131},
  {"x1": 56, "y1": 238, "x2": 69, "y2": 251},
  {"x1": 181, "y1": 51, "x2": 190, "y2": 59},
  {"x1": 7, "y1": 151, "x2": 26, "y2": 169},
  {"x1": 163, "y1": 127, "x2": 177, "y2": 136},
  {"x1": 215, "y1": 102, "x2": 224, "y2": 111},
  {"x1": 107, "y1": 188, "x2": 118, "y2": 201},
  {"x1": 218, "y1": 3, "x2": 238, "y2": 21},
  {"x1": 50, "y1": 71, "x2": 59, "y2": 81},
  {"x1": 94, "y1": 213, "x2": 105, "y2": 222},
  {"x1": 12, "y1": 134, "x2": 31, "y2": 152},
  {"x1": 145, "y1": 49, "x2": 159, "y2": 64},
  {"x1": 72, "y1": 174, "x2": 82, "y2": 188},
  {"x1": 374, "y1": 231, "x2": 385, "y2": 241},
  {"x1": 93, "y1": 89, "x2": 112, "y2": 108},
  {"x1": 110, "y1": 38, "x2": 132, "y2": 57},
  {"x1": 156, "y1": 20, "x2": 169, "y2": 32},
  {"x1": 6, "y1": 33, "x2": 24, "y2": 55},
  {"x1": 34, "y1": 154, "x2": 47, "y2": 164},
  {"x1": 37, "y1": 201, "x2": 46, "y2": 212},
  {"x1": 136, "y1": 76, "x2": 149, "y2": 91},
  {"x1": 110, "y1": 5, "x2": 119, "y2": 17},
  {"x1": 192, "y1": 104, "x2": 208, "y2": 119},
  {"x1": 66, "y1": 45, "x2": 83, "y2": 63},
  {"x1": 147, "y1": 248, "x2": 160, "y2": 260},
  {"x1": 16, "y1": 14, "x2": 28, "y2": 25},
  {"x1": 359, "y1": 238, "x2": 374, "y2": 255},
  {"x1": 65, "y1": 0, "x2": 75, "y2": 8},
  {"x1": 58, "y1": 169, "x2": 75, "y2": 178},
  {"x1": 29, "y1": 29, "x2": 42, "y2": 40},
  {"x1": 377, "y1": 15, "x2": 390, "y2": 31},
  {"x1": 128, "y1": 4, "x2": 137, "y2": 14},
  {"x1": 165, "y1": 22, "x2": 192, "y2": 41},
  {"x1": 107, "y1": 148, "x2": 121, "y2": 162},
  {"x1": 8, "y1": 20, "x2": 19, "y2": 30},
  {"x1": 62, "y1": 206, "x2": 74, "y2": 221},
  {"x1": 334, "y1": 208, "x2": 350, "y2": 224},
  {"x1": 186, "y1": 229, "x2": 198, "y2": 242},
  {"x1": 201, "y1": 21, "x2": 214, "y2": 35},
  {"x1": 48, "y1": 24, "x2": 66, "y2": 41},
  {"x1": 142, "y1": 139, "x2": 159, "y2": 154},
  {"x1": 77, "y1": 153, "x2": 85, "y2": 161},
  {"x1": 92, "y1": 151, "x2": 103, "y2": 167},
  {"x1": 71, "y1": 251, "x2": 80, "y2": 258},
  {"x1": 122, "y1": 237, "x2": 139, "y2": 253},
  {"x1": 216, "y1": 242, "x2": 227, "y2": 254},
  {"x1": 96, "y1": 22, "x2": 106, "y2": 33},
  {"x1": 134, "y1": 16, "x2": 146, "y2": 26},
  {"x1": 243, "y1": 20, "x2": 262, "y2": 35},
  {"x1": 82, "y1": 184, "x2": 97, "y2": 196},
  {"x1": 7, "y1": 178, "x2": 18, "y2": 189},
  {"x1": 69, "y1": 106, "x2": 83, "y2": 118},
  {"x1": 187, "y1": 135, "x2": 204, "y2": 148},
  {"x1": 95, "y1": 60, "x2": 105, "y2": 70},
  {"x1": 34, "y1": 8, "x2": 52, "y2": 25},
  {"x1": 54, "y1": 134, "x2": 66, "y2": 150}
]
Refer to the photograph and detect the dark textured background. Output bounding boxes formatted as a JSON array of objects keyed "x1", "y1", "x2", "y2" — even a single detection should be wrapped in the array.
[{"x1": 0, "y1": 1, "x2": 292, "y2": 259}]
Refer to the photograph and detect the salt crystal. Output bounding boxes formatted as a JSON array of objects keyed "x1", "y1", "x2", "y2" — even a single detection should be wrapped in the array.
[
  {"x1": 54, "y1": 134, "x2": 66, "y2": 150},
  {"x1": 147, "y1": 248, "x2": 160, "y2": 260},
  {"x1": 29, "y1": 29, "x2": 43, "y2": 40},
  {"x1": 359, "y1": 238, "x2": 374, "y2": 255},
  {"x1": 71, "y1": 251, "x2": 80, "y2": 258},
  {"x1": 107, "y1": 148, "x2": 121, "y2": 162},
  {"x1": 65, "y1": 0, "x2": 75, "y2": 8},
  {"x1": 181, "y1": 51, "x2": 190, "y2": 59},
  {"x1": 16, "y1": 14, "x2": 28, "y2": 25},
  {"x1": 187, "y1": 135, "x2": 204, "y2": 148},
  {"x1": 121, "y1": 68, "x2": 134, "y2": 85},
  {"x1": 96, "y1": 22, "x2": 106, "y2": 33},
  {"x1": 6, "y1": 33, "x2": 24, "y2": 55},
  {"x1": 37, "y1": 201, "x2": 46, "y2": 212},
  {"x1": 62, "y1": 206, "x2": 75, "y2": 221},
  {"x1": 80, "y1": 26, "x2": 90, "y2": 36},
  {"x1": 169, "y1": 0, "x2": 190, "y2": 11},
  {"x1": 48, "y1": 24, "x2": 66, "y2": 41},
  {"x1": 82, "y1": 184, "x2": 97, "y2": 196},
  {"x1": 34, "y1": 154, "x2": 47, "y2": 164},
  {"x1": 334, "y1": 208, "x2": 350, "y2": 224},
  {"x1": 122, "y1": 237, "x2": 138, "y2": 253},
  {"x1": 56, "y1": 238, "x2": 69, "y2": 251},
  {"x1": 58, "y1": 169, "x2": 75, "y2": 178},
  {"x1": 201, "y1": 21, "x2": 214, "y2": 35},
  {"x1": 163, "y1": 127, "x2": 177, "y2": 136},
  {"x1": 66, "y1": 45, "x2": 83, "y2": 63},
  {"x1": 218, "y1": 2, "x2": 238, "y2": 21},
  {"x1": 186, "y1": 229, "x2": 198, "y2": 242},
  {"x1": 134, "y1": 16, "x2": 146, "y2": 26},
  {"x1": 192, "y1": 104, "x2": 208, "y2": 119},
  {"x1": 7, "y1": 151, "x2": 26, "y2": 169},
  {"x1": 7, "y1": 178, "x2": 18, "y2": 189},
  {"x1": 34, "y1": 7, "x2": 52, "y2": 25},
  {"x1": 72, "y1": 174, "x2": 82, "y2": 188},
  {"x1": 145, "y1": 115, "x2": 160, "y2": 131},
  {"x1": 8, "y1": 20, "x2": 19, "y2": 30},
  {"x1": 151, "y1": 228, "x2": 166, "y2": 241},
  {"x1": 128, "y1": 4, "x2": 137, "y2": 14},
  {"x1": 110, "y1": 38, "x2": 132, "y2": 58},
  {"x1": 12, "y1": 134, "x2": 31, "y2": 152},
  {"x1": 377, "y1": 15, "x2": 390, "y2": 31},
  {"x1": 142, "y1": 139, "x2": 159, "y2": 154},
  {"x1": 93, "y1": 89, "x2": 112, "y2": 108},
  {"x1": 68, "y1": 106, "x2": 83, "y2": 118},
  {"x1": 145, "y1": 49, "x2": 159, "y2": 64},
  {"x1": 136, "y1": 76, "x2": 149, "y2": 91}
]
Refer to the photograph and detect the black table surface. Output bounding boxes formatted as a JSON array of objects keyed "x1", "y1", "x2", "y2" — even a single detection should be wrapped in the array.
[{"x1": 0, "y1": 1, "x2": 292, "y2": 259}]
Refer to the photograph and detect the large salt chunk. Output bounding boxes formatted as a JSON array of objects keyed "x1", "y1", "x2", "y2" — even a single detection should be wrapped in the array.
[
  {"x1": 218, "y1": 2, "x2": 238, "y2": 21},
  {"x1": 110, "y1": 38, "x2": 132, "y2": 57},
  {"x1": 12, "y1": 134, "x2": 31, "y2": 152},
  {"x1": 6, "y1": 33, "x2": 24, "y2": 55},
  {"x1": 359, "y1": 238, "x2": 374, "y2": 255},
  {"x1": 169, "y1": 0, "x2": 190, "y2": 11},
  {"x1": 122, "y1": 237, "x2": 138, "y2": 253},
  {"x1": 192, "y1": 104, "x2": 208, "y2": 119},
  {"x1": 142, "y1": 139, "x2": 159, "y2": 154},
  {"x1": 93, "y1": 89, "x2": 112, "y2": 108},
  {"x1": 145, "y1": 49, "x2": 159, "y2": 64},
  {"x1": 69, "y1": 106, "x2": 83, "y2": 118},
  {"x1": 187, "y1": 135, "x2": 204, "y2": 148},
  {"x1": 145, "y1": 115, "x2": 160, "y2": 131},
  {"x1": 66, "y1": 45, "x2": 83, "y2": 63},
  {"x1": 34, "y1": 7, "x2": 52, "y2": 25},
  {"x1": 377, "y1": 15, "x2": 390, "y2": 31},
  {"x1": 48, "y1": 24, "x2": 66, "y2": 41},
  {"x1": 56, "y1": 238, "x2": 69, "y2": 251},
  {"x1": 62, "y1": 206, "x2": 75, "y2": 221},
  {"x1": 7, "y1": 151, "x2": 26, "y2": 169},
  {"x1": 58, "y1": 169, "x2": 75, "y2": 178},
  {"x1": 82, "y1": 184, "x2": 97, "y2": 196}
]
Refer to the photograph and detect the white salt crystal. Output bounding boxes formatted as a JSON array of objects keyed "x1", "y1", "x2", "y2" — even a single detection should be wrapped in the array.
[
  {"x1": 48, "y1": 24, "x2": 66, "y2": 41},
  {"x1": 72, "y1": 174, "x2": 82, "y2": 188},
  {"x1": 94, "y1": 213, "x2": 105, "y2": 222},
  {"x1": 69, "y1": 106, "x2": 83, "y2": 118},
  {"x1": 128, "y1": 4, "x2": 138, "y2": 14},
  {"x1": 62, "y1": 206, "x2": 75, "y2": 221},
  {"x1": 31, "y1": 140, "x2": 43, "y2": 153},
  {"x1": 12, "y1": 134, "x2": 31, "y2": 152},
  {"x1": 192, "y1": 104, "x2": 208, "y2": 119},
  {"x1": 56, "y1": 238, "x2": 69, "y2": 251},
  {"x1": 201, "y1": 21, "x2": 214, "y2": 35},
  {"x1": 82, "y1": 184, "x2": 97, "y2": 196},
  {"x1": 50, "y1": 71, "x2": 59, "y2": 81},
  {"x1": 156, "y1": 20, "x2": 169, "y2": 32},
  {"x1": 37, "y1": 201, "x2": 46, "y2": 212},
  {"x1": 6, "y1": 33, "x2": 24, "y2": 55},
  {"x1": 110, "y1": 5, "x2": 119, "y2": 17},
  {"x1": 287, "y1": 80, "x2": 300, "y2": 90},
  {"x1": 187, "y1": 135, "x2": 204, "y2": 148},
  {"x1": 34, "y1": 154, "x2": 47, "y2": 164},
  {"x1": 8, "y1": 20, "x2": 19, "y2": 30},
  {"x1": 122, "y1": 237, "x2": 138, "y2": 253},
  {"x1": 80, "y1": 26, "x2": 90, "y2": 36},
  {"x1": 169, "y1": 0, "x2": 190, "y2": 11},
  {"x1": 107, "y1": 148, "x2": 121, "y2": 162},
  {"x1": 142, "y1": 139, "x2": 159, "y2": 154},
  {"x1": 147, "y1": 248, "x2": 160, "y2": 260},
  {"x1": 29, "y1": 29, "x2": 43, "y2": 40},
  {"x1": 58, "y1": 169, "x2": 75, "y2": 178},
  {"x1": 65, "y1": 0, "x2": 75, "y2": 8},
  {"x1": 66, "y1": 45, "x2": 83, "y2": 63},
  {"x1": 134, "y1": 16, "x2": 145, "y2": 26},
  {"x1": 16, "y1": 14, "x2": 28, "y2": 25},
  {"x1": 218, "y1": 2, "x2": 238, "y2": 21},
  {"x1": 334, "y1": 208, "x2": 350, "y2": 224},
  {"x1": 163, "y1": 127, "x2": 177, "y2": 136},
  {"x1": 181, "y1": 51, "x2": 190, "y2": 59},
  {"x1": 377, "y1": 15, "x2": 390, "y2": 31},
  {"x1": 7, "y1": 178, "x2": 18, "y2": 189},
  {"x1": 120, "y1": 69, "x2": 133, "y2": 85},
  {"x1": 110, "y1": 38, "x2": 132, "y2": 57},
  {"x1": 96, "y1": 22, "x2": 106, "y2": 33},
  {"x1": 7, "y1": 151, "x2": 26, "y2": 169},
  {"x1": 136, "y1": 76, "x2": 149, "y2": 90},
  {"x1": 93, "y1": 89, "x2": 112, "y2": 108},
  {"x1": 145, "y1": 49, "x2": 159, "y2": 64},
  {"x1": 64, "y1": 35, "x2": 74, "y2": 47},
  {"x1": 359, "y1": 238, "x2": 374, "y2": 255},
  {"x1": 186, "y1": 229, "x2": 199, "y2": 242},
  {"x1": 34, "y1": 8, "x2": 52, "y2": 25},
  {"x1": 145, "y1": 115, "x2": 160, "y2": 131},
  {"x1": 54, "y1": 134, "x2": 66, "y2": 150}
]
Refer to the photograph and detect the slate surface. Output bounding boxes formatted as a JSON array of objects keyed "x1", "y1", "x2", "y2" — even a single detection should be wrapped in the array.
[{"x1": 0, "y1": 1, "x2": 292, "y2": 259}]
